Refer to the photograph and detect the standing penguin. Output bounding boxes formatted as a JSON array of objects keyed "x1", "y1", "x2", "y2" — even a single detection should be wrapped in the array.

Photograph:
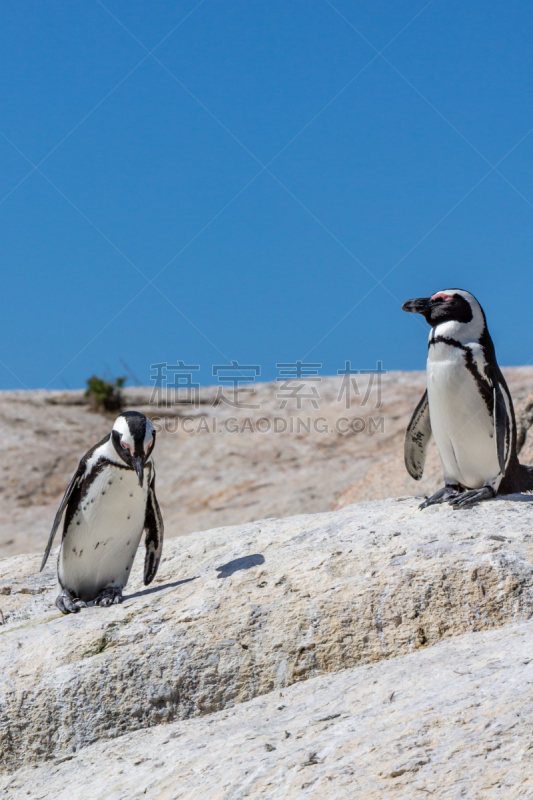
[
  {"x1": 41, "y1": 411, "x2": 164, "y2": 613},
  {"x1": 403, "y1": 289, "x2": 533, "y2": 508}
]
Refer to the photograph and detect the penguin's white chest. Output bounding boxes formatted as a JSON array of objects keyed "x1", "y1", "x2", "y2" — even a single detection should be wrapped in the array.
[
  {"x1": 58, "y1": 465, "x2": 148, "y2": 601},
  {"x1": 427, "y1": 343, "x2": 499, "y2": 489}
]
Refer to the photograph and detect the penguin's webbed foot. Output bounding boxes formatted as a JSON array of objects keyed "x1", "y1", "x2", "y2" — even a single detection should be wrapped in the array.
[
  {"x1": 56, "y1": 592, "x2": 87, "y2": 615},
  {"x1": 449, "y1": 486, "x2": 495, "y2": 508},
  {"x1": 88, "y1": 586, "x2": 123, "y2": 608},
  {"x1": 419, "y1": 486, "x2": 461, "y2": 510}
]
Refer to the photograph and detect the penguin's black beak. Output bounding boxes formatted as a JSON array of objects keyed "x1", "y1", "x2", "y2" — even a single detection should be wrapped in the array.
[
  {"x1": 402, "y1": 297, "x2": 431, "y2": 314},
  {"x1": 133, "y1": 456, "x2": 144, "y2": 487}
]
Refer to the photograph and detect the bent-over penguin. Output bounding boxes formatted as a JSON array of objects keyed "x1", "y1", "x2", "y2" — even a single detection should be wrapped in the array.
[
  {"x1": 41, "y1": 410, "x2": 164, "y2": 613},
  {"x1": 402, "y1": 288, "x2": 533, "y2": 508}
]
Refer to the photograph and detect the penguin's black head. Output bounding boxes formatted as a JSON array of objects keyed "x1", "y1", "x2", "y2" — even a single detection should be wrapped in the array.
[
  {"x1": 402, "y1": 289, "x2": 479, "y2": 327},
  {"x1": 111, "y1": 411, "x2": 155, "y2": 487}
]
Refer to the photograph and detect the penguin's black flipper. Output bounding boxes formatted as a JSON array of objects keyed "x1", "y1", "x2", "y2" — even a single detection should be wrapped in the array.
[
  {"x1": 404, "y1": 390, "x2": 432, "y2": 480},
  {"x1": 492, "y1": 376, "x2": 511, "y2": 477},
  {"x1": 40, "y1": 465, "x2": 84, "y2": 572},
  {"x1": 143, "y1": 469, "x2": 164, "y2": 585}
]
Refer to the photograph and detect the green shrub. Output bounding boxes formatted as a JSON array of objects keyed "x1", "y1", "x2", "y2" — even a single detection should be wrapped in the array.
[{"x1": 85, "y1": 375, "x2": 126, "y2": 412}]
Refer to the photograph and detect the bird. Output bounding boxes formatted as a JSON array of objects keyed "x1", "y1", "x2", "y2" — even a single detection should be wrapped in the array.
[
  {"x1": 41, "y1": 410, "x2": 164, "y2": 613},
  {"x1": 402, "y1": 288, "x2": 533, "y2": 508}
]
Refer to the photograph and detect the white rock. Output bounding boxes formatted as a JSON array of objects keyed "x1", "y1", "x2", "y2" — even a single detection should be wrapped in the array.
[
  {"x1": 1, "y1": 496, "x2": 533, "y2": 778},
  {"x1": 2, "y1": 621, "x2": 533, "y2": 798}
]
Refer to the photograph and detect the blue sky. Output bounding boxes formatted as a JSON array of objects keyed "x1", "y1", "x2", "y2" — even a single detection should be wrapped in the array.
[{"x1": 1, "y1": 0, "x2": 533, "y2": 390}]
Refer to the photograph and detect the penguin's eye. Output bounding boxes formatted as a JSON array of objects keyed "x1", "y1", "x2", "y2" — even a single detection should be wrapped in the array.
[
  {"x1": 144, "y1": 438, "x2": 153, "y2": 454},
  {"x1": 121, "y1": 440, "x2": 134, "y2": 454}
]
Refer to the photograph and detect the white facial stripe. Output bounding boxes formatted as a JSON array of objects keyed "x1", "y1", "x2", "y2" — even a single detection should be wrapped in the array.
[
  {"x1": 143, "y1": 420, "x2": 154, "y2": 446},
  {"x1": 441, "y1": 288, "x2": 476, "y2": 304},
  {"x1": 112, "y1": 416, "x2": 131, "y2": 437},
  {"x1": 144, "y1": 421, "x2": 154, "y2": 453},
  {"x1": 112, "y1": 415, "x2": 137, "y2": 453},
  {"x1": 431, "y1": 289, "x2": 485, "y2": 345}
]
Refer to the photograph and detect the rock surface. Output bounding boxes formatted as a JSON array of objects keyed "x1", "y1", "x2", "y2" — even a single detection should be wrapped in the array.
[
  {"x1": 2, "y1": 367, "x2": 532, "y2": 559},
  {"x1": 3, "y1": 621, "x2": 533, "y2": 799},
  {"x1": 2, "y1": 496, "x2": 533, "y2": 790}
]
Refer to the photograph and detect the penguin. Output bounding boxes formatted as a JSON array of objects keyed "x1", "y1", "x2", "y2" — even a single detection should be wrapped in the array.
[
  {"x1": 402, "y1": 288, "x2": 533, "y2": 508},
  {"x1": 40, "y1": 410, "x2": 164, "y2": 613}
]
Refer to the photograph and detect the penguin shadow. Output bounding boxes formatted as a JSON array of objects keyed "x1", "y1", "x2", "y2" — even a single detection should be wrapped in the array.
[
  {"x1": 124, "y1": 554, "x2": 265, "y2": 601},
  {"x1": 496, "y1": 493, "x2": 533, "y2": 504},
  {"x1": 216, "y1": 554, "x2": 265, "y2": 578},
  {"x1": 126, "y1": 576, "x2": 197, "y2": 600}
]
